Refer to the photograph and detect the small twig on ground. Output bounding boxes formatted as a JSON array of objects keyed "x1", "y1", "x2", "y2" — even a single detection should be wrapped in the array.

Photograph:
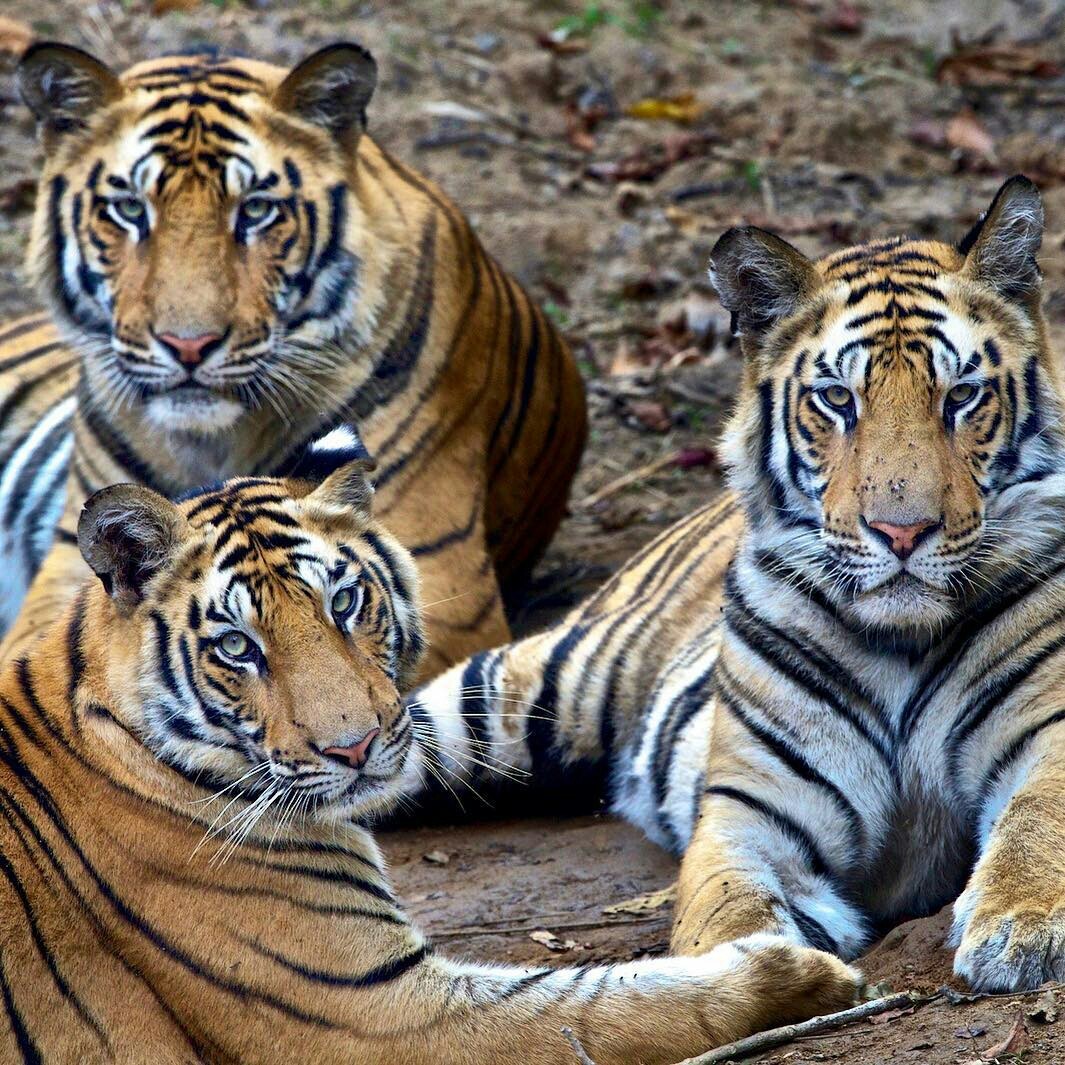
[
  {"x1": 431, "y1": 914, "x2": 664, "y2": 939},
  {"x1": 562, "y1": 1027, "x2": 598, "y2": 1065},
  {"x1": 940, "y1": 980, "x2": 1065, "y2": 1005},
  {"x1": 670, "y1": 991, "x2": 939, "y2": 1065},
  {"x1": 576, "y1": 453, "x2": 679, "y2": 509}
]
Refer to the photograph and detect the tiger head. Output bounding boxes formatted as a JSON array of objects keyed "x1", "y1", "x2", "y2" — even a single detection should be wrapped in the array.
[
  {"x1": 713, "y1": 176, "x2": 1065, "y2": 641},
  {"x1": 77, "y1": 434, "x2": 425, "y2": 823},
  {"x1": 18, "y1": 42, "x2": 385, "y2": 434}
]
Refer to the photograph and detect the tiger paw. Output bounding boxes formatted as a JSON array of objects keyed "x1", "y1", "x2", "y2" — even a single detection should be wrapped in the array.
[
  {"x1": 735, "y1": 934, "x2": 864, "y2": 1028},
  {"x1": 953, "y1": 885, "x2": 1065, "y2": 991}
]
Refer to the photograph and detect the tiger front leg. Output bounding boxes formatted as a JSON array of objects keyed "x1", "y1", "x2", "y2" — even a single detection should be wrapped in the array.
[
  {"x1": 672, "y1": 788, "x2": 870, "y2": 964},
  {"x1": 953, "y1": 721, "x2": 1065, "y2": 990},
  {"x1": 405, "y1": 943, "x2": 861, "y2": 1065}
]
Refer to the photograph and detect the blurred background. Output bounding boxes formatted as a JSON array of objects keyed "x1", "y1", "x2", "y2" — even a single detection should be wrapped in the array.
[
  {"x1": 1, "y1": 0, "x2": 1063, "y2": 622},
  {"x1": 2, "y1": 6, "x2": 1064, "y2": 1058}
]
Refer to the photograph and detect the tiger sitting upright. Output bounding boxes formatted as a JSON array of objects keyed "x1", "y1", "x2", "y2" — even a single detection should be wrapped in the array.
[
  {"x1": 0, "y1": 438, "x2": 858, "y2": 1064},
  {"x1": 408, "y1": 176, "x2": 1065, "y2": 994},
  {"x1": 0, "y1": 41, "x2": 586, "y2": 679}
]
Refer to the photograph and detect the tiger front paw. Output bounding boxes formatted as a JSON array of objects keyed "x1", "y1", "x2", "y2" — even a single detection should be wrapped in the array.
[
  {"x1": 736, "y1": 934, "x2": 863, "y2": 1028},
  {"x1": 953, "y1": 883, "x2": 1065, "y2": 991}
]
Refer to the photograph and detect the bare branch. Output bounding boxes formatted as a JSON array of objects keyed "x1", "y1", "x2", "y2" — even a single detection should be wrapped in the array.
[{"x1": 670, "y1": 991, "x2": 938, "y2": 1065}]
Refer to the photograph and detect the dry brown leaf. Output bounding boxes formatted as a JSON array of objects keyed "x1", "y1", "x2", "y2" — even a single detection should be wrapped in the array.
[
  {"x1": 626, "y1": 400, "x2": 673, "y2": 433},
  {"x1": 909, "y1": 118, "x2": 947, "y2": 150},
  {"x1": 981, "y1": 1012, "x2": 1030, "y2": 1060},
  {"x1": 609, "y1": 339, "x2": 648, "y2": 377},
  {"x1": 0, "y1": 15, "x2": 32, "y2": 56},
  {"x1": 626, "y1": 92, "x2": 704, "y2": 125},
  {"x1": 152, "y1": 0, "x2": 203, "y2": 12},
  {"x1": 586, "y1": 132, "x2": 718, "y2": 183},
  {"x1": 819, "y1": 0, "x2": 864, "y2": 34},
  {"x1": 603, "y1": 883, "x2": 677, "y2": 916},
  {"x1": 938, "y1": 43, "x2": 1064, "y2": 87},
  {"x1": 869, "y1": 1005, "x2": 916, "y2": 1025},
  {"x1": 1027, "y1": 989, "x2": 1058, "y2": 1024},
  {"x1": 528, "y1": 929, "x2": 577, "y2": 952},
  {"x1": 945, "y1": 109, "x2": 995, "y2": 158}
]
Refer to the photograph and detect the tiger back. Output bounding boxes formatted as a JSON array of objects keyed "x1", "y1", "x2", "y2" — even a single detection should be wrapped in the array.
[
  {"x1": 0, "y1": 42, "x2": 586, "y2": 680},
  {"x1": 0, "y1": 452, "x2": 857, "y2": 1064}
]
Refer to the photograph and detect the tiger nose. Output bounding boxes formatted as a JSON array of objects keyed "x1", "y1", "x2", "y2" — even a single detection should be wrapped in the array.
[
  {"x1": 157, "y1": 331, "x2": 225, "y2": 367},
  {"x1": 321, "y1": 728, "x2": 381, "y2": 770},
  {"x1": 865, "y1": 518, "x2": 941, "y2": 559}
]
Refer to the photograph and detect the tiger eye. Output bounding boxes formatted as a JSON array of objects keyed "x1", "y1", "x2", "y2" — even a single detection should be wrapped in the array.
[
  {"x1": 332, "y1": 588, "x2": 355, "y2": 616},
  {"x1": 219, "y1": 631, "x2": 251, "y2": 658},
  {"x1": 821, "y1": 385, "x2": 854, "y2": 409},
  {"x1": 947, "y1": 382, "x2": 979, "y2": 406},
  {"x1": 114, "y1": 197, "x2": 145, "y2": 221},
  {"x1": 239, "y1": 197, "x2": 274, "y2": 223}
]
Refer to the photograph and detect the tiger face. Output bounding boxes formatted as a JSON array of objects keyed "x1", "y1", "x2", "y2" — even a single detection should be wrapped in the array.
[
  {"x1": 77, "y1": 449, "x2": 425, "y2": 823},
  {"x1": 19, "y1": 43, "x2": 381, "y2": 433},
  {"x1": 714, "y1": 177, "x2": 1065, "y2": 639}
]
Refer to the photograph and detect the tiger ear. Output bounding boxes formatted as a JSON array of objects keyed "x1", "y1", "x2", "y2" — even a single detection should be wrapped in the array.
[
  {"x1": 18, "y1": 43, "x2": 122, "y2": 148},
  {"x1": 274, "y1": 43, "x2": 377, "y2": 145},
  {"x1": 959, "y1": 175, "x2": 1043, "y2": 303},
  {"x1": 304, "y1": 457, "x2": 377, "y2": 526},
  {"x1": 709, "y1": 226, "x2": 821, "y2": 343},
  {"x1": 78, "y1": 485, "x2": 187, "y2": 615}
]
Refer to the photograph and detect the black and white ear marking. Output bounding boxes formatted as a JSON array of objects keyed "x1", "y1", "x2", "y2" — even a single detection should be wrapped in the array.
[
  {"x1": 709, "y1": 226, "x2": 821, "y2": 341},
  {"x1": 78, "y1": 484, "x2": 187, "y2": 615},
  {"x1": 274, "y1": 43, "x2": 377, "y2": 144},
  {"x1": 959, "y1": 175, "x2": 1044, "y2": 303},
  {"x1": 305, "y1": 457, "x2": 377, "y2": 525},
  {"x1": 18, "y1": 42, "x2": 122, "y2": 146},
  {"x1": 289, "y1": 423, "x2": 373, "y2": 482}
]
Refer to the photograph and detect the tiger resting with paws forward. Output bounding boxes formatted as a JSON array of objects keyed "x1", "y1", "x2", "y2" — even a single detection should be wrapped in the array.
[
  {"x1": 408, "y1": 176, "x2": 1065, "y2": 994},
  {"x1": 0, "y1": 446, "x2": 858, "y2": 1064},
  {"x1": 0, "y1": 41, "x2": 585, "y2": 679}
]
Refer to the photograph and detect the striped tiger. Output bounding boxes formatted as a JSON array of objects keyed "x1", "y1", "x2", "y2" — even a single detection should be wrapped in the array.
[
  {"x1": 0, "y1": 41, "x2": 586, "y2": 680},
  {"x1": 407, "y1": 176, "x2": 1065, "y2": 993},
  {"x1": 0, "y1": 444, "x2": 858, "y2": 1064}
]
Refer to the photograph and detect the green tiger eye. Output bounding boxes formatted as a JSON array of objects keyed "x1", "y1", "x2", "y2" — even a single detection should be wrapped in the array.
[
  {"x1": 114, "y1": 197, "x2": 145, "y2": 221},
  {"x1": 822, "y1": 385, "x2": 853, "y2": 409},
  {"x1": 219, "y1": 631, "x2": 250, "y2": 658},
  {"x1": 240, "y1": 197, "x2": 273, "y2": 222},
  {"x1": 947, "y1": 382, "x2": 978, "y2": 405},
  {"x1": 332, "y1": 588, "x2": 355, "y2": 615}
]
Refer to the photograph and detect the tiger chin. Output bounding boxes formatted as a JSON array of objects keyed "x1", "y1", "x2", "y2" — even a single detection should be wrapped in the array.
[
  {"x1": 407, "y1": 175, "x2": 1065, "y2": 998},
  {"x1": 0, "y1": 447, "x2": 858, "y2": 1063}
]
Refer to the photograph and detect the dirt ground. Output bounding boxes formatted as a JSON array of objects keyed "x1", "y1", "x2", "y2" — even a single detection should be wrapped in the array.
[{"x1": 2, "y1": 0, "x2": 1065, "y2": 1061}]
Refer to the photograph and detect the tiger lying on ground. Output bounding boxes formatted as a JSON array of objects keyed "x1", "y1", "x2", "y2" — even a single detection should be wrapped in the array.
[
  {"x1": 0, "y1": 41, "x2": 585, "y2": 679},
  {"x1": 0, "y1": 438, "x2": 858, "y2": 1065},
  {"x1": 407, "y1": 175, "x2": 1065, "y2": 994}
]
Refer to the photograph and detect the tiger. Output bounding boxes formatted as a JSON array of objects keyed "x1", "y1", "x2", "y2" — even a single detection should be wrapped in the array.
[
  {"x1": 0, "y1": 40, "x2": 586, "y2": 681},
  {"x1": 405, "y1": 175, "x2": 1065, "y2": 994},
  {"x1": 0, "y1": 438, "x2": 859, "y2": 1064}
]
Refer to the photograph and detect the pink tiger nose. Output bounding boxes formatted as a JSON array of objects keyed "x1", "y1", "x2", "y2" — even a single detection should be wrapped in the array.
[
  {"x1": 158, "y1": 331, "x2": 223, "y2": 367},
  {"x1": 866, "y1": 518, "x2": 939, "y2": 560},
  {"x1": 322, "y1": 728, "x2": 381, "y2": 770}
]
